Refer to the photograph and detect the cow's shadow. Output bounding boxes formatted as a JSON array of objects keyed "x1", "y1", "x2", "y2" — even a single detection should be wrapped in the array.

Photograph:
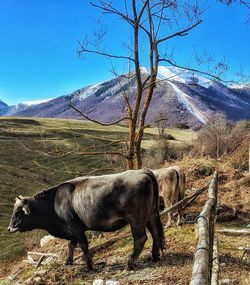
[{"x1": 75, "y1": 251, "x2": 193, "y2": 274}]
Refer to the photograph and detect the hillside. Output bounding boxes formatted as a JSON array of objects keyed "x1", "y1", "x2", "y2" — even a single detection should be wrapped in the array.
[
  {"x1": 0, "y1": 117, "x2": 249, "y2": 284},
  {"x1": 3, "y1": 66, "x2": 250, "y2": 126}
]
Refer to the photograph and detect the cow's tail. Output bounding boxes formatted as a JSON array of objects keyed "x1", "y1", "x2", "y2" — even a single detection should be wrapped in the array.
[
  {"x1": 175, "y1": 167, "x2": 185, "y2": 202},
  {"x1": 174, "y1": 168, "x2": 181, "y2": 202},
  {"x1": 174, "y1": 167, "x2": 186, "y2": 226},
  {"x1": 180, "y1": 171, "x2": 186, "y2": 201},
  {"x1": 142, "y1": 168, "x2": 165, "y2": 253}
]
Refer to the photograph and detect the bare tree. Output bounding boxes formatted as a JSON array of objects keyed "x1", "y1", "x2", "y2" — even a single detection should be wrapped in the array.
[
  {"x1": 70, "y1": 0, "x2": 249, "y2": 170},
  {"x1": 197, "y1": 113, "x2": 229, "y2": 159},
  {"x1": 196, "y1": 114, "x2": 249, "y2": 159}
]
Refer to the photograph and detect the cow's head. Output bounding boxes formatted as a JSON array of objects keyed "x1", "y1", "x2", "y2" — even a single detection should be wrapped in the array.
[{"x1": 8, "y1": 195, "x2": 33, "y2": 233}]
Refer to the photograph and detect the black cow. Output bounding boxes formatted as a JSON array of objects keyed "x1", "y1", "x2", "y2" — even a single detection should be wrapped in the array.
[{"x1": 8, "y1": 168, "x2": 164, "y2": 270}]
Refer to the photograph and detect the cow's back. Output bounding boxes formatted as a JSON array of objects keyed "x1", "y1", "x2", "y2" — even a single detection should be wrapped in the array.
[{"x1": 69, "y1": 170, "x2": 156, "y2": 231}]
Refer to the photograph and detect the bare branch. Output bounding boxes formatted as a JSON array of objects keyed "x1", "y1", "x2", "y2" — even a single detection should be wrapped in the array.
[
  {"x1": 136, "y1": 0, "x2": 150, "y2": 23},
  {"x1": 241, "y1": 0, "x2": 250, "y2": 9},
  {"x1": 219, "y1": 0, "x2": 250, "y2": 9},
  {"x1": 78, "y1": 40, "x2": 135, "y2": 62},
  {"x1": 77, "y1": 151, "x2": 126, "y2": 158},
  {"x1": 69, "y1": 101, "x2": 130, "y2": 126},
  {"x1": 156, "y1": 19, "x2": 202, "y2": 44},
  {"x1": 90, "y1": 1, "x2": 135, "y2": 25}
]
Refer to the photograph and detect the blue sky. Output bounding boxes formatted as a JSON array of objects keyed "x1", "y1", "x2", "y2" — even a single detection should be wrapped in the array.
[{"x1": 0, "y1": 0, "x2": 249, "y2": 106}]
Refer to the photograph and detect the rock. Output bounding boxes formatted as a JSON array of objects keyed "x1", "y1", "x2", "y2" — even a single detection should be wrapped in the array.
[
  {"x1": 93, "y1": 280, "x2": 104, "y2": 285},
  {"x1": 93, "y1": 281, "x2": 120, "y2": 285},
  {"x1": 106, "y1": 281, "x2": 120, "y2": 285},
  {"x1": 219, "y1": 278, "x2": 237, "y2": 284},
  {"x1": 35, "y1": 269, "x2": 47, "y2": 276},
  {"x1": 33, "y1": 276, "x2": 42, "y2": 283},
  {"x1": 24, "y1": 277, "x2": 33, "y2": 284},
  {"x1": 40, "y1": 235, "x2": 55, "y2": 247}
]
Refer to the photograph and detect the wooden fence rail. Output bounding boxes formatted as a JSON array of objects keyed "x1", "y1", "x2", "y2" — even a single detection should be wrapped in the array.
[{"x1": 190, "y1": 171, "x2": 218, "y2": 285}]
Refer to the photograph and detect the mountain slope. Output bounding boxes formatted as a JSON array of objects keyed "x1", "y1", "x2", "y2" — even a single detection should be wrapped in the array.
[
  {"x1": 0, "y1": 100, "x2": 9, "y2": 116},
  {"x1": 3, "y1": 66, "x2": 250, "y2": 126}
]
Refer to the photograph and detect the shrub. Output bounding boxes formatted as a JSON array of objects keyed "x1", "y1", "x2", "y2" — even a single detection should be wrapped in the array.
[{"x1": 198, "y1": 165, "x2": 213, "y2": 176}]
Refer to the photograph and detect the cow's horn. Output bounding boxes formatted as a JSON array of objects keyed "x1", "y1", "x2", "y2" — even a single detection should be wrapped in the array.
[{"x1": 16, "y1": 195, "x2": 24, "y2": 201}]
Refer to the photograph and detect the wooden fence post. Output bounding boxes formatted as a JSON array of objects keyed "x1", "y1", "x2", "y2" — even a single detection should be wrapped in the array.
[{"x1": 190, "y1": 171, "x2": 218, "y2": 285}]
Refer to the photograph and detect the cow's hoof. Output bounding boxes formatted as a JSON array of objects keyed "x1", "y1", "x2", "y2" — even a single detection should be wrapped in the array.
[
  {"x1": 152, "y1": 254, "x2": 160, "y2": 262},
  {"x1": 127, "y1": 260, "x2": 138, "y2": 271},
  {"x1": 86, "y1": 263, "x2": 93, "y2": 271},
  {"x1": 65, "y1": 259, "x2": 73, "y2": 266}
]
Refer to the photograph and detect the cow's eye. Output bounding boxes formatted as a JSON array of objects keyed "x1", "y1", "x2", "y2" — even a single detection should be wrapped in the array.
[{"x1": 16, "y1": 209, "x2": 24, "y2": 217}]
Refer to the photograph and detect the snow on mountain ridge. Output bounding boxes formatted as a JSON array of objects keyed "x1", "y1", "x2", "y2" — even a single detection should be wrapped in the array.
[
  {"x1": 142, "y1": 66, "x2": 212, "y2": 88},
  {"x1": 168, "y1": 82, "x2": 207, "y2": 124},
  {"x1": 77, "y1": 76, "x2": 129, "y2": 101},
  {"x1": 21, "y1": 98, "x2": 54, "y2": 106},
  {"x1": 78, "y1": 83, "x2": 103, "y2": 100}
]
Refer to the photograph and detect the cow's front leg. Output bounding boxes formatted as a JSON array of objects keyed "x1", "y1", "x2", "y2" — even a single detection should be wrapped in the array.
[
  {"x1": 78, "y1": 232, "x2": 93, "y2": 271},
  {"x1": 65, "y1": 240, "x2": 77, "y2": 265}
]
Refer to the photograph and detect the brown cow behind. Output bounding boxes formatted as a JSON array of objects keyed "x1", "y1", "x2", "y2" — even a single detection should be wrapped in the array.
[{"x1": 152, "y1": 166, "x2": 186, "y2": 227}]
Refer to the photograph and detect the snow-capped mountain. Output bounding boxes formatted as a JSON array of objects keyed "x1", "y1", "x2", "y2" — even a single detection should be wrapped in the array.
[{"x1": 3, "y1": 66, "x2": 250, "y2": 126}]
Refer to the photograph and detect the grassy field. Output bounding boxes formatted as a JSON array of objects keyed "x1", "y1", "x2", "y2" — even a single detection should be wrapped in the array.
[{"x1": 0, "y1": 117, "x2": 194, "y2": 264}]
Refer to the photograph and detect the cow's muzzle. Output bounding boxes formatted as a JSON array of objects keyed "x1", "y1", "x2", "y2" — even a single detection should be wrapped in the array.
[{"x1": 7, "y1": 226, "x2": 19, "y2": 233}]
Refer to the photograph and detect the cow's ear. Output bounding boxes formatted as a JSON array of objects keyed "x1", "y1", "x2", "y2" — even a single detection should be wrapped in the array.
[{"x1": 22, "y1": 204, "x2": 30, "y2": 215}]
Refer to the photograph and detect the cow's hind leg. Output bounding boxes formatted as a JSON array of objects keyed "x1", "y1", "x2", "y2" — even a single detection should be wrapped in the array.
[
  {"x1": 128, "y1": 223, "x2": 147, "y2": 270},
  {"x1": 163, "y1": 198, "x2": 172, "y2": 227},
  {"x1": 176, "y1": 208, "x2": 181, "y2": 226},
  {"x1": 65, "y1": 240, "x2": 77, "y2": 265},
  {"x1": 176, "y1": 205, "x2": 184, "y2": 226},
  {"x1": 147, "y1": 214, "x2": 162, "y2": 261}
]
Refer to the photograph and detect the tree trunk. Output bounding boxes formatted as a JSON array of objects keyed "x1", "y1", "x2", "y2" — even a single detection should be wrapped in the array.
[
  {"x1": 126, "y1": 120, "x2": 136, "y2": 169},
  {"x1": 135, "y1": 138, "x2": 143, "y2": 169}
]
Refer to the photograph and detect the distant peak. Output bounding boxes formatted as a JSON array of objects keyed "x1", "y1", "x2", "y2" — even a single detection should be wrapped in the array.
[
  {"x1": 229, "y1": 83, "x2": 250, "y2": 89},
  {"x1": 0, "y1": 99, "x2": 8, "y2": 106}
]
